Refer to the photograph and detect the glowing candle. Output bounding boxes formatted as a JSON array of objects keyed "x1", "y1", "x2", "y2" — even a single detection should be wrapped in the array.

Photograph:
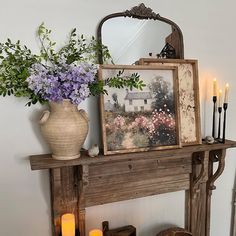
[
  {"x1": 224, "y1": 83, "x2": 229, "y2": 103},
  {"x1": 218, "y1": 89, "x2": 222, "y2": 107},
  {"x1": 61, "y1": 213, "x2": 75, "y2": 236},
  {"x1": 213, "y1": 78, "x2": 217, "y2": 96},
  {"x1": 89, "y1": 229, "x2": 103, "y2": 236}
]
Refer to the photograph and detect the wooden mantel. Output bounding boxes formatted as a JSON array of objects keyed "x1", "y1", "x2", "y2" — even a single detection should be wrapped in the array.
[{"x1": 30, "y1": 140, "x2": 236, "y2": 236}]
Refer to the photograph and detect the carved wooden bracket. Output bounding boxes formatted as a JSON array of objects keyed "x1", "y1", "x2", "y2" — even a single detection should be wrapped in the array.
[
  {"x1": 207, "y1": 149, "x2": 226, "y2": 193},
  {"x1": 205, "y1": 149, "x2": 226, "y2": 236},
  {"x1": 192, "y1": 152, "x2": 205, "y2": 188}
]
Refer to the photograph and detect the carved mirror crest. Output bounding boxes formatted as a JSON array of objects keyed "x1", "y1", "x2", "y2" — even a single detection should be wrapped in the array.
[{"x1": 97, "y1": 3, "x2": 184, "y2": 64}]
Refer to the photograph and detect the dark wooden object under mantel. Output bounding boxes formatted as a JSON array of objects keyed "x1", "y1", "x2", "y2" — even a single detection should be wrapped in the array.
[{"x1": 30, "y1": 140, "x2": 236, "y2": 236}]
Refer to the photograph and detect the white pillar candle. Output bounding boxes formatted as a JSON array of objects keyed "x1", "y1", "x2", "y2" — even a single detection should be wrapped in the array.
[
  {"x1": 61, "y1": 213, "x2": 75, "y2": 236},
  {"x1": 218, "y1": 89, "x2": 222, "y2": 107},
  {"x1": 224, "y1": 83, "x2": 229, "y2": 103},
  {"x1": 89, "y1": 229, "x2": 103, "y2": 236},
  {"x1": 213, "y1": 78, "x2": 217, "y2": 96}
]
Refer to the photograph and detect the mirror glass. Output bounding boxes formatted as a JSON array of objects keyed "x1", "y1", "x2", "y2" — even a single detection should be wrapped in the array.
[{"x1": 102, "y1": 17, "x2": 172, "y2": 64}]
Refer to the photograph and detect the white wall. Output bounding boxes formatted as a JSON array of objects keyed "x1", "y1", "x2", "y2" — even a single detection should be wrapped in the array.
[{"x1": 0, "y1": 0, "x2": 236, "y2": 236}]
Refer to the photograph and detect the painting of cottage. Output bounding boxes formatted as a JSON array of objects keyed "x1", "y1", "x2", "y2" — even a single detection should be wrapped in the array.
[
  {"x1": 100, "y1": 65, "x2": 181, "y2": 155},
  {"x1": 124, "y1": 90, "x2": 154, "y2": 112}
]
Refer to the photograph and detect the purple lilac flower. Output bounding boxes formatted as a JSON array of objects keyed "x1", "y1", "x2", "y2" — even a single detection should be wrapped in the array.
[{"x1": 26, "y1": 62, "x2": 97, "y2": 105}]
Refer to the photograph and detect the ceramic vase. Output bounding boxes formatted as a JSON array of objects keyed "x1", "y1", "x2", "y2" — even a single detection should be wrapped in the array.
[{"x1": 39, "y1": 99, "x2": 89, "y2": 160}]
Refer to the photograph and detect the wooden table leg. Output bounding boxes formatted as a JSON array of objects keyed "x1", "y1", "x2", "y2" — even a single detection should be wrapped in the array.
[
  {"x1": 78, "y1": 165, "x2": 89, "y2": 236},
  {"x1": 79, "y1": 209, "x2": 86, "y2": 236},
  {"x1": 206, "y1": 149, "x2": 226, "y2": 236},
  {"x1": 190, "y1": 151, "x2": 209, "y2": 236},
  {"x1": 50, "y1": 166, "x2": 80, "y2": 236},
  {"x1": 190, "y1": 149, "x2": 226, "y2": 236}
]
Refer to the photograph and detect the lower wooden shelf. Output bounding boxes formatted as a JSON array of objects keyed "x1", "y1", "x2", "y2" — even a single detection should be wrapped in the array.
[{"x1": 30, "y1": 140, "x2": 236, "y2": 236}]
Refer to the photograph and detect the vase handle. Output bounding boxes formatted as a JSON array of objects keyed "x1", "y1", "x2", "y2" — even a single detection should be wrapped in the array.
[
  {"x1": 39, "y1": 110, "x2": 50, "y2": 125},
  {"x1": 79, "y1": 109, "x2": 89, "y2": 122}
]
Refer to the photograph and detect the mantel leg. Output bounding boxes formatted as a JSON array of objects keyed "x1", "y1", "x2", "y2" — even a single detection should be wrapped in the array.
[
  {"x1": 50, "y1": 167, "x2": 80, "y2": 236},
  {"x1": 190, "y1": 151, "x2": 209, "y2": 236},
  {"x1": 206, "y1": 149, "x2": 226, "y2": 236},
  {"x1": 189, "y1": 149, "x2": 226, "y2": 236},
  {"x1": 78, "y1": 165, "x2": 89, "y2": 236},
  {"x1": 79, "y1": 209, "x2": 86, "y2": 236}
]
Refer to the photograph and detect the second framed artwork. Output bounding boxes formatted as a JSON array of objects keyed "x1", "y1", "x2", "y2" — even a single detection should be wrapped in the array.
[
  {"x1": 138, "y1": 58, "x2": 202, "y2": 146},
  {"x1": 99, "y1": 65, "x2": 181, "y2": 155}
]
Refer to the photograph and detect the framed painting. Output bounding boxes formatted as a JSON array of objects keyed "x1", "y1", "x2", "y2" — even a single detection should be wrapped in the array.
[
  {"x1": 138, "y1": 58, "x2": 201, "y2": 146},
  {"x1": 99, "y1": 64, "x2": 181, "y2": 155}
]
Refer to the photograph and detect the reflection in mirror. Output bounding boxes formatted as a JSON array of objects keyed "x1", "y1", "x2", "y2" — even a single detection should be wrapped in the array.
[
  {"x1": 97, "y1": 3, "x2": 184, "y2": 64},
  {"x1": 102, "y1": 18, "x2": 172, "y2": 64}
]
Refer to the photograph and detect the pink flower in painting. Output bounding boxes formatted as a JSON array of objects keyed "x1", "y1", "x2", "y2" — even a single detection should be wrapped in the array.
[
  {"x1": 147, "y1": 122, "x2": 155, "y2": 137},
  {"x1": 151, "y1": 110, "x2": 175, "y2": 130},
  {"x1": 113, "y1": 115, "x2": 125, "y2": 128},
  {"x1": 134, "y1": 116, "x2": 148, "y2": 128},
  {"x1": 128, "y1": 116, "x2": 149, "y2": 131}
]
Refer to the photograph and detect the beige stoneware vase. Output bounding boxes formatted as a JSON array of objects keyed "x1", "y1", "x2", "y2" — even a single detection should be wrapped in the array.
[{"x1": 39, "y1": 99, "x2": 89, "y2": 160}]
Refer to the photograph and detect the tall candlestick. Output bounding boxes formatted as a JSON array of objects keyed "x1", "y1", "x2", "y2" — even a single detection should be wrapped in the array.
[
  {"x1": 224, "y1": 83, "x2": 229, "y2": 103},
  {"x1": 218, "y1": 89, "x2": 222, "y2": 107},
  {"x1": 89, "y1": 229, "x2": 103, "y2": 236},
  {"x1": 61, "y1": 213, "x2": 75, "y2": 236},
  {"x1": 212, "y1": 95, "x2": 217, "y2": 138},
  {"x1": 217, "y1": 106, "x2": 222, "y2": 140},
  {"x1": 222, "y1": 103, "x2": 228, "y2": 143},
  {"x1": 213, "y1": 78, "x2": 217, "y2": 96}
]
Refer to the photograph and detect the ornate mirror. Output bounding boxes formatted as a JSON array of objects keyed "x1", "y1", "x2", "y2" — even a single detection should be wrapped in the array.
[{"x1": 97, "y1": 3, "x2": 184, "y2": 64}]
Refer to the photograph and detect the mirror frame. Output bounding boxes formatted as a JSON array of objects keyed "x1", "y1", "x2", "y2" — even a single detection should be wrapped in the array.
[{"x1": 97, "y1": 3, "x2": 184, "y2": 64}]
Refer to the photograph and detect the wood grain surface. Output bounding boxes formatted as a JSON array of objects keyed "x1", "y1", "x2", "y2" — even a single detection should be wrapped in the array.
[{"x1": 29, "y1": 140, "x2": 236, "y2": 236}]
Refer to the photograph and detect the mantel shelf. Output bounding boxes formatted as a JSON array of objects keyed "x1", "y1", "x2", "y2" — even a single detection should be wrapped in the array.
[
  {"x1": 29, "y1": 139, "x2": 236, "y2": 236},
  {"x1": 30, "y1": 140, "x2": 236, "y2": 170}
]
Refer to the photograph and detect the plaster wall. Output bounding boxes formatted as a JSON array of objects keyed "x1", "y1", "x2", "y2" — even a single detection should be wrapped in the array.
[{"x1": 0, "y1": 0, "x2": 236, "y2": 236}]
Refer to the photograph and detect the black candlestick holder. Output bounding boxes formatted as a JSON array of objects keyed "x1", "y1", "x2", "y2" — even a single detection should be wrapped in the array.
[
  {"x1": 222, "y1": 103, "x2": 228, "y2": 143},
  {"x1": 212, "y1": 96, "x2": 217, "y2": 138},
  {"x1": 217, "y1": 106, "x2": 222, "y2": 140}
]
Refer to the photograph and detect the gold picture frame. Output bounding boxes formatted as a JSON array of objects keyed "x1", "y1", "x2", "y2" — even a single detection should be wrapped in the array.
[
  {"x1": 99, "y1": 64, "x2": 181, "y2": 155},
  {"x1": 138, "y1": 58, "x2": 201, "y2": 146}
]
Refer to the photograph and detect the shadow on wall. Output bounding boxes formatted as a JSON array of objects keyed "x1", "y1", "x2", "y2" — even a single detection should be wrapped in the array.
[
  {"x1": 83, "y1": 96, "x2": 102, "y2": 149},
  {"x1": 26, "y1": 105, "x2": 51, "y2": 222},
  {"x1": 230, "y1": 172, "x2": 236, "y2": 236}
]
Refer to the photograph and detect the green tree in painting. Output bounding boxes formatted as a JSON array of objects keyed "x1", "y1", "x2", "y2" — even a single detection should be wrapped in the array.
[
  {"x1": 112, "y1": 93, "x2": 119, "y2": 109},
  {"x1": 149, "y1": 76, "x2": 174, "y2": 113}
]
